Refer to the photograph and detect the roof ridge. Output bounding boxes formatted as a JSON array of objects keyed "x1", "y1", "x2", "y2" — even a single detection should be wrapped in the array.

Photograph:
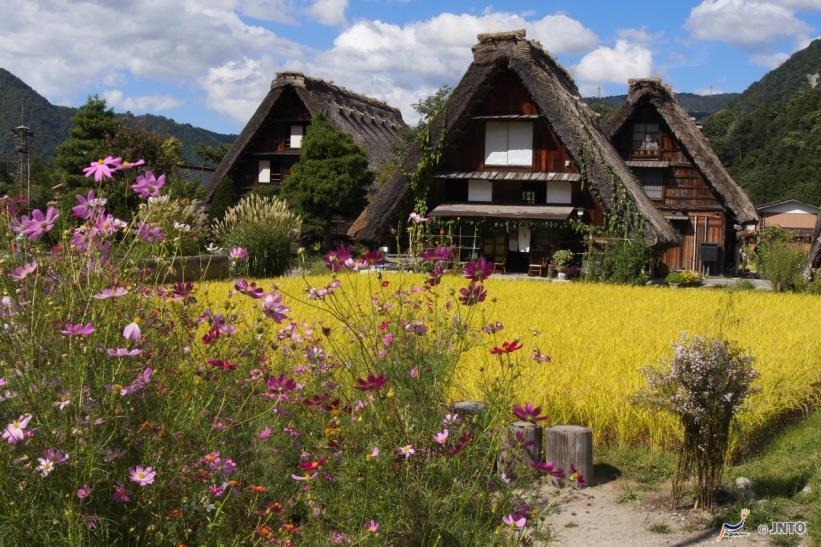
[{"x1": 274, "y1": 71, "x2": 400, "y2": 115}]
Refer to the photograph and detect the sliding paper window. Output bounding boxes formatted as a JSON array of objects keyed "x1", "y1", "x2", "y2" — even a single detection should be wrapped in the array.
[{"x1": 484, "y1": 122, "x2": 533, "y2": 166}]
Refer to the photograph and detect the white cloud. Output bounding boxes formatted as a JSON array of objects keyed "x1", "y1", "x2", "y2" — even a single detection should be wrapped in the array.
[
  {"x1": 103, "y1": 90, "x2": 182, "y2": 112},
  {"x1": 694, "y1": 86, "x2": 726, "y2": 95},
  {"x1": 303, "y1": 12, "x2": 599, "y2": 122},
  {"x1": 239, "y1": 0, "x2": 297, "y2": 24},
  {"x1": 750, "y1": 51, "x2": 791, "y2": 68},
  {"x1": 306, "y1": 0, "x2": 348, "y2": 26},
  {"x1": 685, "y1": 0, "x2": 815, "y2": 47},
  {"x1": 202, "y1": 58, "x2": 272, "y2": 123},
  {"x1": 0, "y1": 0, "x2": 306, "y2": 113},
  {"x1": 573, "y1": 40, "x2": 654, "y2": 87},
  {"x1": 617, "y1": 27, "x2": 664, "y2": 45}
]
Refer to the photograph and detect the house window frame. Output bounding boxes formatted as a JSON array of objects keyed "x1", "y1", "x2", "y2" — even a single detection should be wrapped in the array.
[
  {"x1": 632, "y1": 123, "x2": 660, "y2": 157},
  {"x1": 289, "y1": 125, "x2": 304, "y2": 149},
  {"x1": 484, "y1": 121, "x2": 534, "y2": 167},
  {"x1": 258, "y1": 160, "x2": 271, "y2": 184}
]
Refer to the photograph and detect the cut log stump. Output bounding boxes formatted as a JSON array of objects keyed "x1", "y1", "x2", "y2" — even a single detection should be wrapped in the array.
[
  {"x1": 452, "y1": 400, "x2": 486, "y2": 417},
  {"x1": 497, "y1": 421, "x2": 542, "y2": 479},
  {"x1": 544, "y1": 425, "x2": 593, "y2": 486}
]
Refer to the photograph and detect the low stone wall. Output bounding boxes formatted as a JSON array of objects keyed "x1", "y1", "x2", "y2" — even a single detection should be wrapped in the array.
[{"x1": 143, "y1": 254, "x2": 230, "y2": 283}]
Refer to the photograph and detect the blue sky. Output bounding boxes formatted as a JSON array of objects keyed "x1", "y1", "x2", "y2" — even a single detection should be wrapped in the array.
[{"x1": 1, "y1": 0, "x2": 818, "y2": 134}]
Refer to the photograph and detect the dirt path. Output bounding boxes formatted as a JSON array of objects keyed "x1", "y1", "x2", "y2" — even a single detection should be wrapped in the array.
[{"x1": 533, "y1": 479, "x2": 776, "y2": 546}]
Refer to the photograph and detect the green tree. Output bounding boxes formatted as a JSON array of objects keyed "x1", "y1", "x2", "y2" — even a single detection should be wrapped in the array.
[
  {"x1": 54, "y1": 96, "x2": 119, "y2": 188},
  {"x1": 280, "y1": 114, "x2": 372, "y2": 245}
]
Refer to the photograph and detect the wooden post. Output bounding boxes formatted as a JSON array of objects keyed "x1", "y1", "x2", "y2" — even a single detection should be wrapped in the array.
[
  {"x1": 544, "y1": 425, "x2": 593, "y2": 486},
  {"x1": 497, "y1": 421, "x2": 542, "y2": 479},
  {"x1": 452, "y1": 400, "x2": 486, "y2": 417}
]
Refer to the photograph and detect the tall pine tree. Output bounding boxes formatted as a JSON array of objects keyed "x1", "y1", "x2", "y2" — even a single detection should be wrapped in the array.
[
  {"x1": 55, "y1": 96, "x2": 119, "y2": 188},
  {"x1": 280, "y1": 114, "x2": 372, "y2": 245}
]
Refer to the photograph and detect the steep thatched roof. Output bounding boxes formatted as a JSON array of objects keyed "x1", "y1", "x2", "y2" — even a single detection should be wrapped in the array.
[
  {"x1": 806, "y1": 209, "x2": 821, "y2": 281},
  {"x1": 348, "y1": 30, "x2": 678, "y2": 248},
  {"x1": 205, "y1": 71, "x2": 406, "y2": 201},
  {"x1": 605, "y1": 78, "x2": 758, "y2": 225}
]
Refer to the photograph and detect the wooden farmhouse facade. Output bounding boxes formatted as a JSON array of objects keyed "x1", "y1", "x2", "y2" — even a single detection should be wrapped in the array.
[
  {"x1": 605, "y1": 79, "x2": 758, "y2": 274},
  {"x1": 350, "y1": 30, "x2": 678, "y2": 272},
  {"x1": 205, "y1": 71, "x2": 406, "y2": 217},
  {"x1": 756, "y1": 199, "x2": 818, "y2": 241}
]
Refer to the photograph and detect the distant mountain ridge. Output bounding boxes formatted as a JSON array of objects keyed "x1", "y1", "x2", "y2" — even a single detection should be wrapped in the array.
[
  {"x1": 585, "y1": 92, "x2": 740, "y2": 123},
  {"x1": 0, "y1": 68, "x2": 235, "y2": 164}
]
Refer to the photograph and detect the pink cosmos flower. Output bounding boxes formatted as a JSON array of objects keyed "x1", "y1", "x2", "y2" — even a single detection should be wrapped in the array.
[
  {"x1": 490, "y1": 340, "x2": 523, "y2": 355},
  {"x1": 37, "y1": 457, "x2": 55, "y2": 477},
  {"x1": 569, "y1": 464, "x2": 587, "y2": 487},
  {"x1": 502, "y1": 513, "x2": 526, "y2": 529},
  {"x1": 367, "y1": 447, "x2": 380, "y2": 460},
  {"x1": 52, "y1": 399, "x2": 71, "y2": 410},
  {"x1": 82, "y1": 156, "x2": 122, "y2": 182},
  {"x1": 207, "y1": 358, "x2": 237, "y2": 372},
  {"x1": 432, "y1": 429, "x2": 449, "y2": 445},
  {"x1": 420, "y1": 246, "x2": 451, "y2": 262},
  {"x1": 61, "y1": 322, "x2": 96, "y2": 337},
  {"x1": 324, "y1": 245, "x2": 353, "y2": 272},
  {"x1": 106, "y1": 348, "x2": 141, "y2": 358},
  {"x1": 382, "y1": 333, "x2": 394, "y2": 346},
  {"x1": 131, "y1": 171, "x2": 166, "y2": 198},
  {"x1": 363, "y1": 520, "x2": 380, "y2": 534},
  {"x1": 128, "y1": 465, "x2": 156, "y2": 486},
  {"x1": 10, "y1": 261, "x2": 37, "y2": 282},
  {"x1": 19, "y1": 207, "x2": 60, "y2": 240},
  {"x1": 228, "y1": 246, "x2": 248, "y2": 262},
  {"x1": 112, "y1": 483, "x2": 131, "y2": 503},
  {"x1": 409, "y1": 367, "x2": 418, "y2": 378},
  {"x1": 531, "y1": 350, "x2": 552, "y2": 363},
  {"x1": 258, "y1": 426, "x2": 273, "y2": 440},
  {"x1": 115, "y1": 158, "x2": 145, "y2": 171},
  {"x1": 94, "y1": 287, "x2": 128, "y2": 299},
  {"x1": 94, "y1": 213, "x2": 127, "y2": 236},
  {"x1": 123, "y1": 321, "x2": 141, "y2": 341},
  {"x1": 71, "y1": 190, "x2": 107, "y2": 220},
  {"x1": 234, "y1": 279, "x2": 264, "y2": 298},
  {"x1": 513, "y1": 403, "x2": 547, "y2": 423},
  {"x1": 262, "y1": 292, "x2": 289, "y2": 323},
  {"x1": 291, "y1": 472, "x2": 317, "y2": 482},
  {"x1": 463, "y1": 257, "x2": 493, "y2": 281},
  {"x1": 396, "y1": 444, "x2": 415, "y2": 459},
  {"x1": 3, "y1": 413, "x2": 32, "y2": 444},
  {"x1": 76, "y1": 484, "x2": 92, "y2": 500},
  {"x1": 408, "y1": 212, "x2": 429, "y2": 224},
  {"x1": 136, "y1": 223, "x2": 165, "y2": 243},
  {"x1": 119, "y1": 367, "x2": 153, "y2": 396}
]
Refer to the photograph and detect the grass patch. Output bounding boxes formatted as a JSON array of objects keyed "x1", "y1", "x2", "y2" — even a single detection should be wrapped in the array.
[
  {"x1": 595, "y1": 446, "x2": 675, "y2": 487},
  {"x1": 715, "y1": 410, "x2": 821, "y2": 545},
  {"x1": 648, "y1": 522, "x2": 671, "y2": 534}
]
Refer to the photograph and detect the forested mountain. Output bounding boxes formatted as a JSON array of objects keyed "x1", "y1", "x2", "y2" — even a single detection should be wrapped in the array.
[
  {"x1": 0, "y1": 68, "x2": 235, "y2": 164},
  {"x1": 585, "y1": 92, "x2": 739, "y2": 122},
  {"x1": 703, "y1": 39, "x2": 820, "y2": 206}
]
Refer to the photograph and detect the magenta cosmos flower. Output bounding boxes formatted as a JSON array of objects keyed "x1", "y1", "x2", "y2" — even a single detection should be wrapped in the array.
[
  {"x1": 420, "y1": 246, "x2": 451, "y2": 262},
  {"x1": 267, "y1": 373, "x2": 297, "y2": 394},
  {"x1": 18, "y1": 207, "x2": 60, "y2": 241},
  {"x1": 396, "y1": 444, "x2": 415, "y2": 459},
  {"x1": 262, "y1": 292, "x2": 289, "y2": 322},
  {"x1": 116, "y1": 158, "x2": 145, "y2": 171},
  {"x1": 2, "y1": 413, "x2": 32, "y2": 444},
  {"x1": 228, "y1": 246, "x2": 249, "y2": 262},
  {"x1": 107, "y1": 348, "x2": 141, "y2": 358},
  {"x1": 128, "y1": 465, "x2": 156, "y2": 486},
  {"x1": 234, "y1": 279, "x2": 264, "y2": 298},
  {"x1": 502, "y1": 513, "x2": 526, "y2": 529},
  {"x1": 131, "y1": 171, "x2": 165, "y2": 198},
  {"x1": 458, "y1": 281, "x2": 487, "y2": 306},
  {"x1": 432, "y1": 429, "x2": 449, "y2": 445},
  {"x1": 463, "y1": 257, "x2": 493, "y2": 281},
  {"x1": 530, "y1": 460, "x2": 565, "y2": 478},
  {"x1": 83, "y1": 156, "x2": 122, "y2": 182},
  {"x1": 324, "y1": 245, "x2": 353, "y2": 272},
  {"x1": 112, "y1": 483, "x2": 131, "y2": 503},
  {"x1": 76, "y1": 484, "x2": 92, "y2": 500},
  {"x1": 408, "y1": 211, "x2": 429, "y2": 224},
  {"x1": 71, "y1": 190, "x2": 107, "y2": 220},
  {"x1": 513, "y1": 402, "x2": 547, "y2": 423},
  {"x1": 136, "y1": 223, "x2": 165, "y2": 243},
  {"x1": 355, "y1": 374, "x2": 387, "y2": 391},
  {"x1": 10, "y1": 261, "x2": 37, "y2": 282},
  {"x1": 61, "y1": 322, "x2": 96, "y2": 337},
  {"x1": 569, "y1": 464, "x2": 587, "y2": 487},
  {"x1": 363, "y1": 520, "x2": 380, "y2": 533}
]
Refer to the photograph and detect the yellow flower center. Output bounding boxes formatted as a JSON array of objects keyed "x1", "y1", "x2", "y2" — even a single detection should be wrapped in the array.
[{"x1": 97, "y1": 159, "x2": 105, "y2": 165}]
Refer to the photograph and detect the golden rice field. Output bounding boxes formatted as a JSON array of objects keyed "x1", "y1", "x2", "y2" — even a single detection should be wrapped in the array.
[{"x1": 200, "y1": 274, "x2": 821, "y2": 450}]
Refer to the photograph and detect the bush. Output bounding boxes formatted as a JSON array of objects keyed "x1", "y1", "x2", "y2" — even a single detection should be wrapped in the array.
[
  {"x1": 758, "y1": 241, "x2": 806, "y2": 292},
  {"x1": 636, "y1": 335, "x2": 758, "y2": 509},
  {"x1": 212, "y1": 193, "x2": 302, "y2": 277},
  {"x1": 207, "y1": 177, "x2": 236, "y2": 221},
  {"x1": 552, "y1": 249, "x2": 574, "y2": 272},
  {"x1": 594, "y1": 238, "x2": 652, "y2": 285},
  {"x1": 133, "y1": 195, "x2": 208, "y2": 256},
  {"x1": 0, "y1": 156, "x2": 575, "y2": 543},
  {"x1": 665, "y1": 271, "x2": 703, "y2": 287}
]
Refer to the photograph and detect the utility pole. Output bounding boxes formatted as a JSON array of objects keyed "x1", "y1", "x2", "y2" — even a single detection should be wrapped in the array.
[{"x1": 11, "y1": 104, "x2": 34, "y2": 205}]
